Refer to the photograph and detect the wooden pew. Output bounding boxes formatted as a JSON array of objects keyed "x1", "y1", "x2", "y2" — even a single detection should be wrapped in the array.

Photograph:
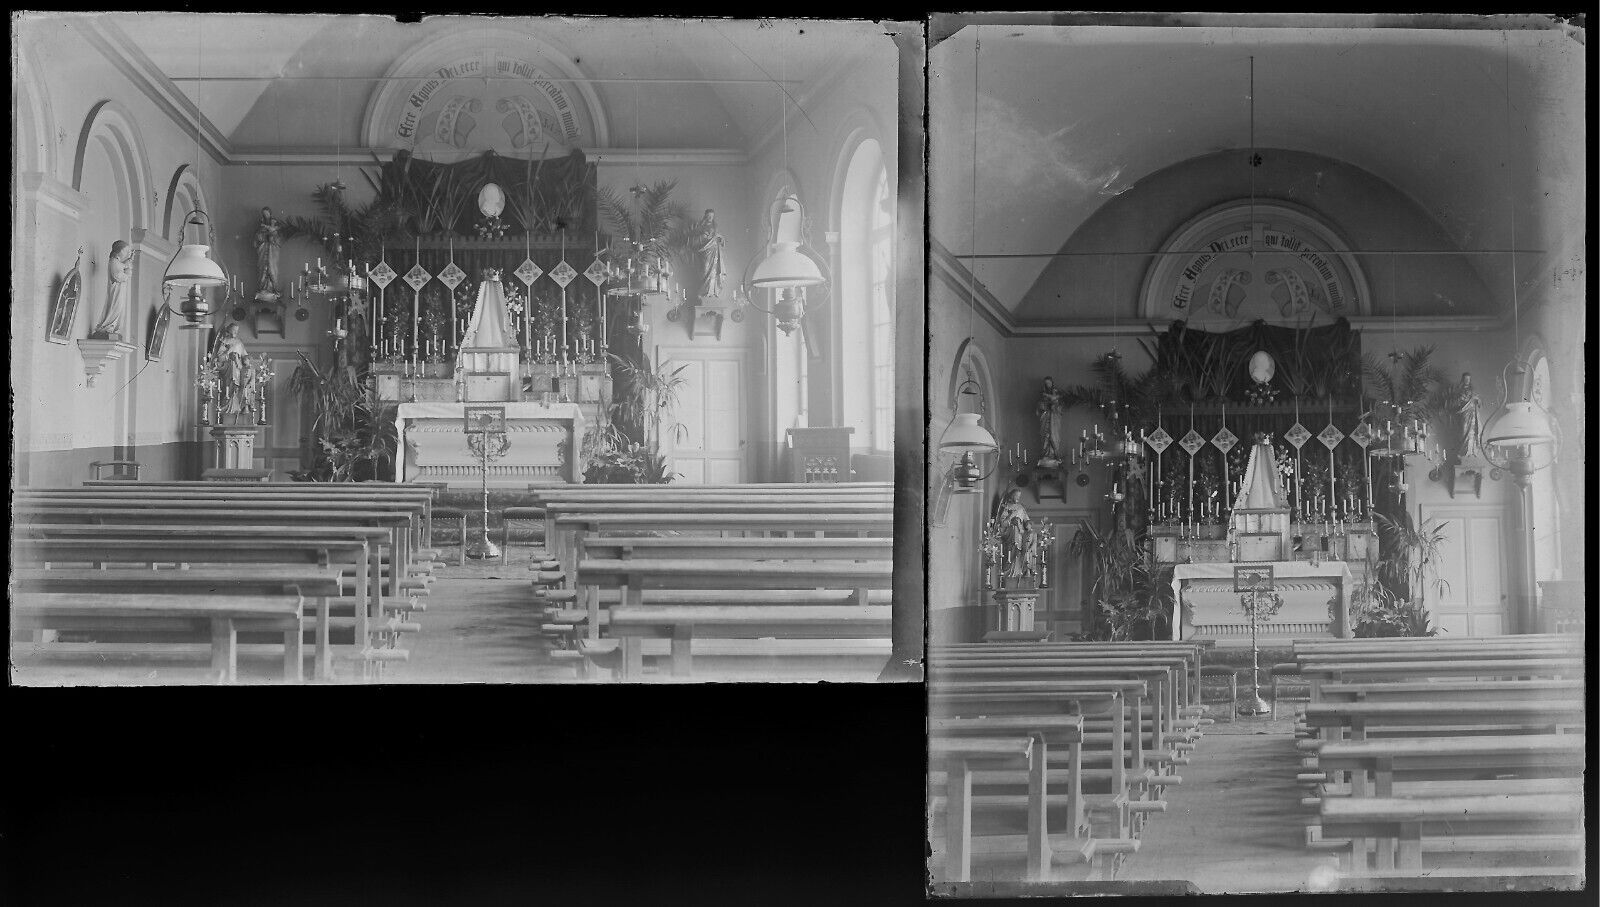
[
  {"x1": 16, "y1": 523, "x2": 406, "y2": 677},
  {"x1": 1313, "y1": 679, "x2": 1584, "y2": 705},
  {"x1": 571, "y1": 558, "x2": 891, "y2": 678},
  {"x1": 14, "y1": 503, "x2": 420, "y2": 598},
  {"x1": 929, "y1": 721, "x2": 1068, "y2": 883},
  {"x1": 1321, "y1": 792, "x2": 1583, "y2": 877},
  {"x1": 932, "y1": 657, "x2": 1194, "y2": 763},
  {"x1": 1300, "y1": 699, "x2": 1585, "y2": 745},
  {"x1": 13, "y1": 566, "x2": 345, "y2": 682},
  {"x1": 929, "y1": 679, "x2": 1153, "y2": 842},
  {"x1": 12, "y1": 584, "x2": 315, "y2": 683},
  {"x1": 17, "y1": 490, "x2": 435, "y2": 560},
  {"x1": 544, "y1": 508, "x2": 894, "y2": 578},
  {"x1": 937, "y1": 641, "x2": 1214, "y2": 711}
]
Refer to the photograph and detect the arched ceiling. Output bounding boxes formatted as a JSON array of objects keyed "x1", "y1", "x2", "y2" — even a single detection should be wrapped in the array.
[
  {"x1": 930, "y1": 21, "x2": 1586, "y2": 316},
  {"x1": 101, "y1": 14, "x2": 883, "y2": 154}
]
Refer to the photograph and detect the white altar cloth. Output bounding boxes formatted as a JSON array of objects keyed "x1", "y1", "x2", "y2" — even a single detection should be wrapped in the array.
[
  {"x1": 395, "y1": 401, "x2": 586, "y2": 487},
  {"x1": 1170, "y1": 560, "x2": 1353, "y2": 642}
]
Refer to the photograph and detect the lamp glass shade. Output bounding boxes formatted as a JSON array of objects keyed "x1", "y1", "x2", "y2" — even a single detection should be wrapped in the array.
[
  {"x1": 164, "y1": 243, "x2": 227, "y2": 289},
  {"x1": 1483, "y1": 401, "x2": 1555, "y2": 448},
  {"x1": 751, "y1": 241, "x2": 825, "y2": 289},
  {"x1": 940, "y1": 412, "x2": 998, "y2": 454}
]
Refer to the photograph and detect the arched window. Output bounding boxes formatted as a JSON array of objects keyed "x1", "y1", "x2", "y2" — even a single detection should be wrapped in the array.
[
  {"x1": 1525, "y1": 350, "x2": 1561, "y2": 589},
  {"x1": 838, "y1": 138, "x2": 892, "y2": 452}
]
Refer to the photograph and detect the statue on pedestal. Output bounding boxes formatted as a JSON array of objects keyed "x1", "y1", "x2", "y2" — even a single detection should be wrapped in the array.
[
  {"x1": 89, "y1": 240, "x2": 134, "y2": 341},
  {"x1": 210, "y1": 322, "x2": 260, "y2": 423},
  {"x1": 253, "y1": 207, "x2": 282, "y2": 300},
  {"x1": 1448, "y1": 372, "x2": 1482, "y2": 462},
  {"x1": 691, "y1": 209, "x2": 726, "y2": 300},
  {"x1": 996, "y1": 488, "x2": 1039, "y2": 584},
  {"x1": 1036, "y1": 376, "x2": 1064, "y2": 465}
]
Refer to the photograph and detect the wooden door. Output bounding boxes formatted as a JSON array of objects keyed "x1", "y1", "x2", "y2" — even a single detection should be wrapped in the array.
[
  {"x1": 657, "y1": 347, "x2": 746, "y2": 485},
  {"x1": 255, "y1": 347, "x2": 309, "y2": 479},
  {"x1": 1426, "y1": 504, "x2": 1511, "y2": 637}
]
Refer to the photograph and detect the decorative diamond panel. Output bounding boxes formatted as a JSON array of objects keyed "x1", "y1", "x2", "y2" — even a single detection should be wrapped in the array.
[
  {"x1": 1210, "y1": 426, "x2": 1238, "y2": 454},
  {"x1": 583, "y1": 258, "x2": 609, "y2": 287},
  {"x1": 1145, "y1": 426, "x2": 1173, "y2": 455},
  {"x1": 403, "y1": 264, "x2": 432, "y2": 292},
  {"x1": 514, "y1": 258, "x2": 543, "y2": 286},
  {"x1": 437, "y1": 261, "x2": 466, "y2": 291},
  {"x1": 1178, "y1": 429, "x2": 1207, "y2": 456},
  {"x1": 548, "y1": 260, "x2": 577, "y2": 288},
  {"x1": 1284, "y1": 422, "x2": 1312, "y2": 450},
  {"x1": 1317, "y1": 423, "x2": 1346, "y2": 450},
  {"x1": 368, "y1": 261, "x2": 396, "y2": 289},
  {"x1": 1348, "y1": 421, "x2": 1374, "y2": 449}
]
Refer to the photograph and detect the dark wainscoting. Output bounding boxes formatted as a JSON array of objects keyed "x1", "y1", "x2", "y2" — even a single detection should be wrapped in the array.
[{"x1": 14, "y1": 441, "x2": 200, "y2": 487}]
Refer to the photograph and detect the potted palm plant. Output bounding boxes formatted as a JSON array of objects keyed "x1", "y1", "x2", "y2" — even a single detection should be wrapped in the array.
[{"x1": 1368, "y1": 512, "x2": 1450, "y2": 636}]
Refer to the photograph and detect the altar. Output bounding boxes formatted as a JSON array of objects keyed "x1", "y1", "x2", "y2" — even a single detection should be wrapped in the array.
[
  {"x1": 394, "y1": 401, "x2": 585, "y2": 487},
  {"x1": 390, "y1": 269, "x2": 585, "y2": 487},
  {"x1": 1171, "y1": 559, "x2": 1352, "y2": 642},
  {"x1": 1159, "y1": 435, "x2": 1357, "y2": 644}
]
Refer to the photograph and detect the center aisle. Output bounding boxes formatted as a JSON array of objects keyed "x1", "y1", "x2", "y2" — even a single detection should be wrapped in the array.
[
  {"x1": 385, "y1": 565, "x2": 573, "y2": 684},
  {"x1": 1117, "y1": 728, "x2": 1339, "y2": 893}
]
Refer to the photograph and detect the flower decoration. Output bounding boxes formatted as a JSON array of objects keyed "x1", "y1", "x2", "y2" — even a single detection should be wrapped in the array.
[
  {"x1": 1244, "y1": 379, "x2": 1279, "y2": 406},
  {"x1": 475, "y1": 215, "x2": 509, "y2": 241}
]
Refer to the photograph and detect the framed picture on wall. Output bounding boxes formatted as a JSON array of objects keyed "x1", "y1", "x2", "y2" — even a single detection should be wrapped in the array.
[
  {"x1": 46, "y1": 246, "x2": 85, "y2": 344},
  {"x1": 146, "y1": 301, "x2": 172, "y2": 361}
]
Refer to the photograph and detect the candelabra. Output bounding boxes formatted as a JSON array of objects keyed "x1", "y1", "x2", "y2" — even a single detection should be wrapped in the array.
[{"x1": 463, "y1": 406, "x2": 511, "y2": 560}]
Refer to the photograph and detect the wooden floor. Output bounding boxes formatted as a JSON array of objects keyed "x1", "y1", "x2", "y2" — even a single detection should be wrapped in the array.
[{"x1": 1117, "y1": 726, "x2": 1341, "y2": 893}]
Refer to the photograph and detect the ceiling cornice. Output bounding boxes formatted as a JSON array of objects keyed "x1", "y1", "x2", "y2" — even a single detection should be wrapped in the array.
[
  {"x1": 83, "y1": 20, "x2": 753, "y2": 171},
  {"x1": 85, "y1": 19, "x2": 231, "y2": 166},
  {"x1": 929, "y1": 238, "x2": 1012, "y2": 335},
  {"x1": 746, "y1": 48, "x2": 866, "y2": 162}
]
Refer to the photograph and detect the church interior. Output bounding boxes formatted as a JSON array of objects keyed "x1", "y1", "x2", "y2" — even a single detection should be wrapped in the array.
[
  {"x1": 11, "y1": 14, "x2": 919, "y2": 684},
  {"x1": 926, "y1": 16, "x2": 1586, "y2": 894}
]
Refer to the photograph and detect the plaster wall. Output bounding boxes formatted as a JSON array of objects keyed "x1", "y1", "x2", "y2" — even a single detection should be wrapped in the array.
[{"x1": 13, "y1": 17, "x2": 224, "y2": 486}]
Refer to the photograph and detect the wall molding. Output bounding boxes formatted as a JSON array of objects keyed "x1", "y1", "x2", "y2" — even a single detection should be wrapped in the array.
[
  {"x1": 20, "y1": 171, "x2": 90, "y2": 220},
  {"x1": 932, "y1": 237, "x2": 1508, "y2": 338}
]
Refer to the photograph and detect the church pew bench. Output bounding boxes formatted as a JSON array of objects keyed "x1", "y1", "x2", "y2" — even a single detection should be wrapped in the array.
[
  {"x1": 16, "y1": 491, "x2": 434, "y2": 558},
  {"x1": 14, "y1": 505, "x2": 419, "y2": 598},
  {"x1": 572, "y1": 557, "x2": 891, "y2": 677},
  {"x1": 931, "y1": 659, "x2": 1193, "y2": 757},
  {"x1": 1320, "y1": 793, "x2": 1584, "y2": 876},
  {"x1": 930, "y1": 720, "x2": 1073, "y2": 883},
  {"x1": 1298, "y1": 699, "x2": 1585, "y2": 745},
  {"x1": 533, "y1": 535, "x2": 897, "y2": 590},
  {"x1": 534, "y1": 589, "x2": 893, "y2": 648},
  {"x1": 12, "y1": 591, "x2": 310, "y2": 683},
  {"x1": 16, "y1": 523, "x2": 408, "y2": 675},
  {"x1": 602, "y1": 604, "x2": 891, "y2": 678},
  {"x1": 1294, "y1": 657, "x2": 1584, "y2": 698},
  {"x1": 77, "y1": 480, "x2": 446, "y2": 541},
  {"x1": 936, "y1": 641, "x2": 1214, "y2": 710},
  {"x1": 16, "y1": 523, "x2": 399, "y2": 620},
  {"x1": 12, "y1": 566, "x2": 347, "y2": 681},
  {"x1": 1308, "y1": 733, "x2": 1587, "y2": 870},
  {"x1": 546, "y1": 511, "x2": 894, "y2": 581},
  {"x1": 929, "y1": 681, "x2": 1154, "y2": 839},
  {"x1": 566, "y1": 637, "x2": 892, "y2": 678},
  {"x1": 1312, "y1": 679, "x2": 1584, "y2": 705}
]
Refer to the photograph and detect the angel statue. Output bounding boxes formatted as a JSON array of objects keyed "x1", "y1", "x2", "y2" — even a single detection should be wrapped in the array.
[
  {"x1": 89, "y1": 240, "x2": 134, "y2": 341},
  {"x1": 1036, "y1": 376, "x2": 1065, "y2": 465}
]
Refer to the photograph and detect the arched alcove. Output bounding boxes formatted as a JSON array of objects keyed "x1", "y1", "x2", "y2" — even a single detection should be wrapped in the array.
[
  {"x1": 162, "y1": 164, "x2": 212, "y2": 241},
  {"x1": 361, "y1": 27, "x2": 609, "y2": 154},
  {"x1": 72, "y1": 100, "x2": 155, "y2": 229}
]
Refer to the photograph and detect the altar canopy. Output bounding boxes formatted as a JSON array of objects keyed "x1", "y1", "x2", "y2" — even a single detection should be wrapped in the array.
[
  {"x1": 458, "y1": 272, "x2": 514, "y2": 357},
  {"x1": 1232, "y1": 439, "x2": 1289, "y2": 510}
]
